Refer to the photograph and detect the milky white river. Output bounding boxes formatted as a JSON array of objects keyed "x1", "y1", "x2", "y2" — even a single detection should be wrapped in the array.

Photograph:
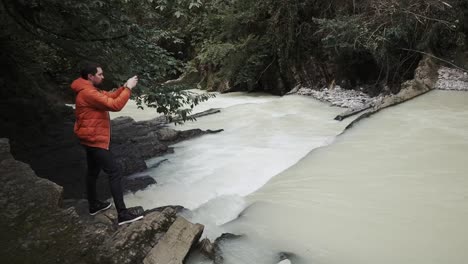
[{"x1": 112, "y1": 90, "x2": 468, "y2": 264}]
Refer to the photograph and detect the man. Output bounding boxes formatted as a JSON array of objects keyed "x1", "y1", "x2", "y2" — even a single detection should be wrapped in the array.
[{"x1": 71, "y1": 63, "x2": 143, "y2": 225}]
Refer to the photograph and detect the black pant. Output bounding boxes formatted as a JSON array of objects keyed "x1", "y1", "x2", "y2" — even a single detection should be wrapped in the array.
[{"x1": 84, "y1": 146, "x2": 126, "y2": 213}]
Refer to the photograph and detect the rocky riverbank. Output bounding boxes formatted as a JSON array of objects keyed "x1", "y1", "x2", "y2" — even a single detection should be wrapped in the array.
[
  {"x1": 295, "y1": 85, "x2": 378, "y2": 109},
  {"x1": 435, "y1": 66, "x2": 468, "y2": 91},
  {"x1": 0, "y1": 103, "x2": 230, "y2": 263},
  {"x1": 291, "y1": 66, "x2": 467, "y2": 109},
  {"x1": 1, "y1": 138, "x2": 206, "y2": 264},
  {"x1": 294, "y1": 59, "x2": 468, "y2": 132}
]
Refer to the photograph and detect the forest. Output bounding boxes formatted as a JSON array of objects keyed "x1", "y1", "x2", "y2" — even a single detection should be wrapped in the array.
[{"x1": 1, "y1": 0, "x2": 466, "y2": 140}]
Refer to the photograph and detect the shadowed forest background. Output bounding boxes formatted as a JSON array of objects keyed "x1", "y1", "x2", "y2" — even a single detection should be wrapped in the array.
[{"x1": 1, "y1": 0, "x2": 467, "y2": 147}]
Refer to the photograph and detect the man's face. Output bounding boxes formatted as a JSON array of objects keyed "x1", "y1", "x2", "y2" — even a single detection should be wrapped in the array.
[{"x1": 88, "y1": 67, "x2": 104, "y2": 86}]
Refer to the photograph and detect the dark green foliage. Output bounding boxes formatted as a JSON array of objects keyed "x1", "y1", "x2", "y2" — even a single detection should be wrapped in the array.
[
  {"x1": 185, "y1": 0, "x2": 306, "y2": 93},
  {"x1": 1, "y1": 0, "x2": 214, "y2": 135},
  {"x1": 1, "y1": 0, "x2": 466, "y2": 136},
  {"x1": 179, "y1": 0, "x2": 465, "y2": 95},
  {"x1": 313, "y1": 0, "x2": 464, "y2": 91}
]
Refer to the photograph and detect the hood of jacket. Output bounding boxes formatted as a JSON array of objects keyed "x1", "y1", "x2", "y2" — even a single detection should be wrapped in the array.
[{"x1": 71, "y1": 77, "x2": 95, "y2": 93}]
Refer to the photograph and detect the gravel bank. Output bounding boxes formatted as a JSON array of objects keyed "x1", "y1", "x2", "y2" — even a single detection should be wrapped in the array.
[
  {"x1": 435, "y1": 67, "x2": 468, "y2": 91},
  {"x1": 293, "y1": 66, "x2": 467, "y2": 108},
  {"x1": 293, "y1": 86, "x2": 379, "y2": 109}
]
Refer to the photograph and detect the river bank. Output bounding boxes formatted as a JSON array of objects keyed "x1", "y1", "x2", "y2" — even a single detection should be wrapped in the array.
[
  {"x1": 292, "y1": 66, "x2": 467, "y2": 109},
  {"x1": 1, "y1": 138, "x2": 208, "y2": 264}
]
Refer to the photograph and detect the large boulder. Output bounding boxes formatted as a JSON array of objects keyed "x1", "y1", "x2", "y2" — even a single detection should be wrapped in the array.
[
  {"x1": 143, "y1": 217, "x2": 204, "y2": 264},
  {"x1": 99, "y1": 208, "x2": 180, "y2": 264},
  {"x1": 1, "y1": 138, "x2": 95, "y2": 264}
]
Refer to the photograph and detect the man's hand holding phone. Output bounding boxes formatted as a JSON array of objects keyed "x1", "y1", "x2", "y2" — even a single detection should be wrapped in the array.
[{"x1": 124, "y1": 76, "x2": 138, "y2": 90}]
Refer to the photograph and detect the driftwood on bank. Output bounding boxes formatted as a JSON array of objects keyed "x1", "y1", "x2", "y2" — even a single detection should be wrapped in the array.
[
  {"x1": 170, "y1": 108, "x2": 221, "y2": 124},
  {"x1": 191, "y1": 108, "x2": 221, "y2": 119},
  {"x1": 335, "y1": 56, "x2": 439, "y2": 128},
  {"x1": 334, "y1": 103, "x2": 373, "y2": 121}
]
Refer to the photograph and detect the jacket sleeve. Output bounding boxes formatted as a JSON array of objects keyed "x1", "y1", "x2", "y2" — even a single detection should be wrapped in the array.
[
  {"x1": 102, "y1": 86, "x2": 126, "y2": 99},
  {"x1": 82, "y1": 87, "x2": 131, "y2": 111}
]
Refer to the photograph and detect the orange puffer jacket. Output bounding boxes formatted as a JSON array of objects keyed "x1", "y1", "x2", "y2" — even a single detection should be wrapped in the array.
[{"x1": 71, "y1": 77, "x2": 131, "y2": 149}]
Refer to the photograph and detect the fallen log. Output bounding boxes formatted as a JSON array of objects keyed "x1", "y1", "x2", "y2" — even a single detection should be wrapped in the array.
[
  {"x1": 190, "y1": 108, "x2": 221, "y2": 119},
  {"x1": 334, "y1": 103, "x2": 373, "y2": 121},
  {"x1": 343, "y1": 55, "x2": 439, "y2": 130}
]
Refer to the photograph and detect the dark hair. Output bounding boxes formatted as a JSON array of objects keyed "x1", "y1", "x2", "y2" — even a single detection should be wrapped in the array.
[{"x1": 80, "y1": 63, "x2": 102, "y2": 79}]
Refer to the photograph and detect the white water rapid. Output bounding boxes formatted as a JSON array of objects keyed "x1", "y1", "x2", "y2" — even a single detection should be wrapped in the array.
[
  {"x1": 112, "y1": 90, "x2": 468, "y2": 264},
  {"x1": 114, "y1": 92, "x2": 352, "y2": 239}
]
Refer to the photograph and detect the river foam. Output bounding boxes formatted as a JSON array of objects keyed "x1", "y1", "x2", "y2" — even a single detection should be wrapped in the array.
[{"x1": 114, "y1": 91, "x2": 351, "y2": 240}]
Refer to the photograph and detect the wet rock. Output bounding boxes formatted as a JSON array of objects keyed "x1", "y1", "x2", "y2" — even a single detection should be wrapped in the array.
[
  {"x1": 110, "y1": 116, "x2": 223, "y2": 176},
  {"x1": 145, "y1": 205, "x2": 186, "y2": 215},
  {"x1": 186, "y1": 233, "x2": 237, "y2": 264},
  {"x1": 157, "y1": 127, "x2": 180, "y2": 141},
  {"x1": 1, "y1": 139, "x2": 95, "y2": 263},
  {"x1": 277, "y1": 251, "x2": 298, "y2": 264},
  {"x1": 198, "y1": 238, "x2": 215, "y2": 258},
  {"x1": 123, "y1": 175, "x2": 156, "y2": 193},
  {"x1": 147, "y1": 158, "x2": 169, "y2": 169},
  {"x1": 215, "y1": 232, "x2": 243, "y2": 242},
  {"x1": 103, "y1": 208, "x2": 180, "y2": 264},
  {"x1": 1, "y1": 157, "x2": 63, "y2": 218},
  {"x1": 278, "y1": 252, "x2": 294, "y2": 260},
  {"x1": 143, "y1": 217, "x2": 204, "y2": 264},
  {"x1": 212, "y1": 233, "x2": 243, "y2": 264}
]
